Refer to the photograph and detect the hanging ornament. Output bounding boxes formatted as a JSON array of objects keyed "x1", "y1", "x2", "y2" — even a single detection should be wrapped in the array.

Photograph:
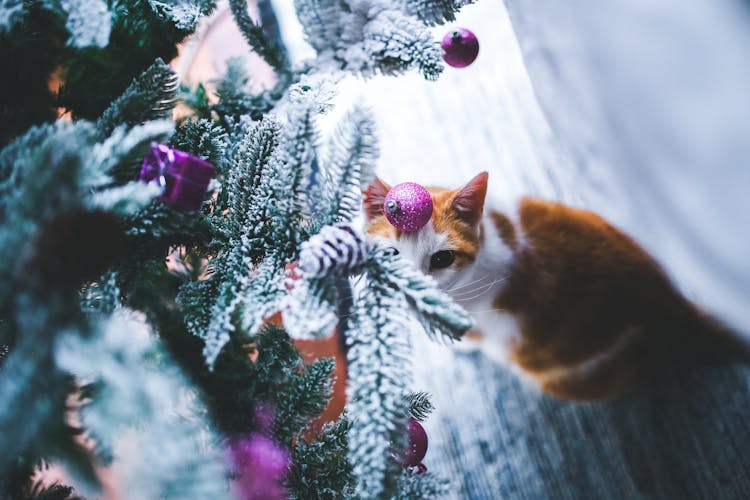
[
  {"x1": 402, "y1": 418, "x2": 429, "y2": 468},
  {"x1": 228, "y1": 434, "x2": 290, "y2": 500},
  {"x1": 441, "y1": 28, "x2": 479, "y2": 68},
  {"x1": 383, "y1": 182, "x2": 433, "y2": 233},
  {"x1": 139, "y1": 143, "x2": 216, "y2": 212}
]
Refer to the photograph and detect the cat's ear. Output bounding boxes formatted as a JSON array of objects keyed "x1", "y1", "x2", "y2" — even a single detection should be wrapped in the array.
[
  {"x1": 452, "y1": 172, "x2": 488, "y2": 226},
  {"x1": 363, "y1": 177, "x2": 391, "y2": 220}
]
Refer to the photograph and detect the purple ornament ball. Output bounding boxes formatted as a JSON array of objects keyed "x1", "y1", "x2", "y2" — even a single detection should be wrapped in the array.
[
  {"x1": 229, "y1": 434, "x2": 290, "y2": 500},
  {"x1": 403, "y1": 418, "x2": 428, "y2": 467},
  {"x1": 383, "y1": 182, "x2": 433, "y2": 233},
  {"x1": 441, "y1": 28, "x2": 479, "y2": 68}
]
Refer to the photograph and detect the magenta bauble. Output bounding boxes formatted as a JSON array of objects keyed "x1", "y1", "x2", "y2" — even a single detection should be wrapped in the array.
[
  {"x1": 383, "y1": 182, "x2": 433, "y2": 233},
  {"x1": 228, "y1": 434, "x2": 290, "y2": 500},
  {"x1": 403, "y1": 418, "x2": 428, "y2": 467},
  {"x1": 441, "y1": 28, "x2": 479, "y2": 68}
]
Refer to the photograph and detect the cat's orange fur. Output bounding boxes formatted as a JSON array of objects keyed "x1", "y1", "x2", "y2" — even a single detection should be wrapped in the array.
[{"x1": 365, "y1": 173, "x2": 748, "y2": 400}]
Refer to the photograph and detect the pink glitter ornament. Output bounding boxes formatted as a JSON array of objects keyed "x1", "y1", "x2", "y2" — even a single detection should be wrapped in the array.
[
  {"x1": 441, "y1": 28, "x2": 479, "y2": 68},
  {"x1": 383, "y1": 182, "x2": 433, "y2": 233}
]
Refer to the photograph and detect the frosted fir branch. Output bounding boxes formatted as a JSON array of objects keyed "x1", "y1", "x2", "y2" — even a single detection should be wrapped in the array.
[
  {"x1": 359, "y1": 9, "x2": 444, "y2": 81},
  {"x1": 223, "y1": 118, "x2": 280, "y2": 248},
  {"x1": 288, "y1": 416, "x2": 355, "y2": 498},
  {"x1": 0, "y1": 0, "x2": 110, "y2": 46},
  {"x1": 54, "y1": 312, "x2": 228, "y2": 499},
  {"x1": 282, "y1": 74, "x2": 339, "y2": 116},
  {"x1": 199, "y1": 277, "x2": 243, "y2": 369},
  {"x1": 86, "y1": 121, "x2": 174, "y2": 188},
  {"x1": 237, "y1": 255, "x2": 286, "y2": 337},
  {"x1": 0, "y1": 121, "x2": 96, "y2": 216},
  {"x1": 268, "y1": 94, "x2": 321, "y2": 256},
  {"x1": 0, "y1": 122, "x2": 97, "y2": 297},
  {"x1": 198, "y1": 117, "x2": 280, "y2": 263},
  {"x1": 60, "y1": 0, "x2": 111, "y2": 47},
  {"x1": 81, "y1": 271, "x2": 121, "y2": 315},
  {"x1": 298, "y1": 224, "x2": 369, "y2": 278},
  {"x1": 293, "y1": 0, "x2": 342, "y2": 53},
  {"x1": 147, "y1": 0, "x2": 215, "y2": 31},
  {"x1": 228, "y1": 0, "x2": 289, "y2": 76},
  {"x1": 97, "y1": 59, "x2": 179, "y2": 137},
  {"x1": 0, "y1": 327, "x2": 70, "y2": 476},
  {"x1": 178, "y1": 119, "x2": 285, "y2": 369},
  {"x1": 88, "y1": 181, "x2": 162, "y2": 215},
  {"x1": 176, "y1": 269, "x2": 216, "y2": 331},
  {"x1": 282, "y1": 274, "x2": 339, "y2": 340},
  {"x1": 317, "y1": 106, "x2": 379, "y2": 224},
  {"x1": 198, "y1": 253, "x2": 284, "y2": 369},
  {"x1": 406, "y1": 391, "x2": 435, "y2": 422},
  {"x1": 368, "y1": 245, "x2": 474, "y2": 342},
  {"x1": 300, "y1": 1, "x2": 444, "y2": 80},
  {"x1": 169, "y1": 119, "x2": 228, "y2": 169},
  {"x1": 0, "y1": 295, "x2": 103, "y2": 488},
  {"x1": 0, "y1": 0, "x2": 24, "y2": 33},
  {"x1": 274, "y1": 357, "x2": 334, "y2": 442},
  {"x1": 211, "y1": 59, "x2": 284, "y2": 121},
  {"x1": 399, "y1": 0, "x2": 476, "y2": 26},
  {"x1": 396, "y1": 470, "x2": 451, "y2": 498},
  {"x1": 345, "y1": 272, "x2": 412, "y2": 499}
]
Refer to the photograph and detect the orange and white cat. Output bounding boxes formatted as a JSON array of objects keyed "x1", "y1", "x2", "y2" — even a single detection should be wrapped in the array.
[{"x1": 364, "y1": 172, "x2": 748, "y2": 400}]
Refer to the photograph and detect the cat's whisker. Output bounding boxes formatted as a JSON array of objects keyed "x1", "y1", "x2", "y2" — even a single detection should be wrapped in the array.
[
  {"x1": 452, "y1": 285, "x2": 498, "y2": 302},
  {"x1": 450, "y1": 284, "x2": 494, "y2": 301},
  {"x1": 449, "y1": 278, "x2": 499, "y2": 298},
  {"x1": 450, "y1": 276, "x2": 509, "y2": 300},
  {"x1": 445, "y1": 275, "x2": 496, "y2": 292}
]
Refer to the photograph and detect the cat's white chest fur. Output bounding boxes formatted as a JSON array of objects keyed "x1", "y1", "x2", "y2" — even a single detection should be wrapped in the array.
[{"x1": 444, "y1": 212, "x2": 521, "y2": 364}]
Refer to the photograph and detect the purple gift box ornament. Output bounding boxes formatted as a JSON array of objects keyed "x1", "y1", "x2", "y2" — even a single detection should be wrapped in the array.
[{"x1": 139, "y1": 143, "x2": 216, "y2": 212}]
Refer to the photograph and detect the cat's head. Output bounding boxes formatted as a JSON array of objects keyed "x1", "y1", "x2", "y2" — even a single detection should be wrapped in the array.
[{"x1": 364, "y1": 172, "x2": 488, "y2": 288}]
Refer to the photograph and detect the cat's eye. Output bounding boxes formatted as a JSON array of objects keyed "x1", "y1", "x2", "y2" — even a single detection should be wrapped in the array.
[
  {"x1": 430, "y1": 250, "x2": 455, "y2": 270},
  {"x1": 390, "y1": 247, "x2": 400, "y2": 256}
]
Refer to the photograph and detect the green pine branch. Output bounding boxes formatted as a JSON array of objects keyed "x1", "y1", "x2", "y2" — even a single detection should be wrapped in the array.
[
  {"x1": 317, "y1": 105, "x2": 379, "y2": 226},
  {"x1": 274, "y1": 357, "x2": 334, "y2": 442},
  {"x1": 407, "y1": 391, "x2": 435, "y2": 422},
  {"x1": 396, "y1": 470, "x2": 451, "y2": 498},
  {"x1": 400, "y1": 0, "x2": 476, "y2": 26},
  {"x1": 288, "y1": 416, "x2": 355, "y2": 499},
  {"x1": 97, "y1": 58, "x2": 179, "y2": 138},
  {"x1": 228, "y1": 0, "x2": 290, "y2": 77}
]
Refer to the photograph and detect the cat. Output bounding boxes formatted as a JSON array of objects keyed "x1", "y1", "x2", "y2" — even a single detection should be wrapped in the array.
[{"x1": 364, "y1": 172, "x2": 748, "y2": 400}]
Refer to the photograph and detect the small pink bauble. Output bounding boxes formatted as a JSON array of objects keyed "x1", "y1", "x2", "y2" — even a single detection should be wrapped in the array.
[
  {"x1": 383, "y1": 182, "x2": 433, "y2": 233},
  {"x1": 403, "y1": 418, "x2": 428, "y2": 467},
  {"x1": 441, "y1": 28, "x2": 479, "y2": 68}
]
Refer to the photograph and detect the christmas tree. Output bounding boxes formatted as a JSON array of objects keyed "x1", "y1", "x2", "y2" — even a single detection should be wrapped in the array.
[{"x1": 0, "y1": 0, "x2": 475, "y2": 497}]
